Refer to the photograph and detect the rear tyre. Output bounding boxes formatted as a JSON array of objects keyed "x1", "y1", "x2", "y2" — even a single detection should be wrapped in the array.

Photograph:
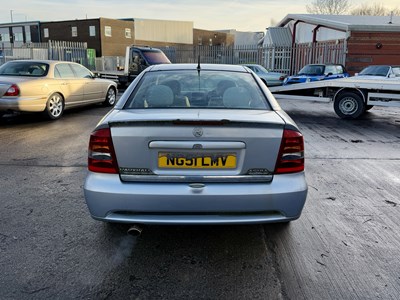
[
  {"x1": 334, "y1": 92, "x2": 365, "y2": 119},
  {"x1": 44, "y1": 93, "x2": 64, "y2": 120},
  {"x1": 103, "y1": 87, "x2": 116, "y2": 107}
]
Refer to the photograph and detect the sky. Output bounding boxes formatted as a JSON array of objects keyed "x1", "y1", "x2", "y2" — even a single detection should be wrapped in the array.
[{"x1": 1, "y1": 0, "x2": 399, "y2": 32}]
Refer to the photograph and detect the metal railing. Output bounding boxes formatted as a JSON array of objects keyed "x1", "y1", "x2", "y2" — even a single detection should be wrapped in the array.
[
  {"x1": 0, "y1": 41, "x2": 346, "y2": 75},
  {"x1": 159, "y1": 43, "x2": 346, "y2": 74},
  {"x1": 0, "y1": 40, "x2": 89, "y2": 68}
]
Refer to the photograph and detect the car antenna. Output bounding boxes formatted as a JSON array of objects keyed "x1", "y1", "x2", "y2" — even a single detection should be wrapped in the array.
[
  {"x1": 197, "y1": 55, "x2": 201, "y2": 89},
  {"x1": 197, "y1": 55, "x2": 201, "y2": 73}
]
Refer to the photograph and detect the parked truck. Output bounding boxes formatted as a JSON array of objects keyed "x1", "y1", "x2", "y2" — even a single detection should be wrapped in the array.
[
  {"x1": 96, "y1": 45, "x2": 171, "y2": 87},
  {"x1": 269, "y1": 78, "x2": 400, "y2": 119}
]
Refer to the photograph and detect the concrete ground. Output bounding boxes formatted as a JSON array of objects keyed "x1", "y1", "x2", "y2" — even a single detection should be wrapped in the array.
[{"x1": 0, "y1": 97, "x2": 399, "y2": 299}]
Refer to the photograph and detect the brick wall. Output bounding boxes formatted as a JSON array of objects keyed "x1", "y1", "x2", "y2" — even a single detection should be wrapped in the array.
[{"x1": 346, "y1": 31, "x2": 400, "y2": 74}]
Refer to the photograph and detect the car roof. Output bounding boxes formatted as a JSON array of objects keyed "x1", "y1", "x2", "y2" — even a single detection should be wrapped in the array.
[
  {"x1": 363, "y1": 65, "x2": 399, "y2": 67},
  {"x1": 4, "y1": 59, "x2": 81, "y2": 65},
  {"x1": 130, "y1": 46, "x2": 164, "y2": 51},
  {"x1": 149, "y1": 63, "x2": 249, "y2": 73},
  {"x1": 306, "y1": 64, "x2": 341, "y2": 66}
]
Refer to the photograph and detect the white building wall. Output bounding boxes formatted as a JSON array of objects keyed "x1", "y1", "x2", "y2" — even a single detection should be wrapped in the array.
[
  {"x1": 134, "y1": 19, "x2": 193, "y2": 44},
  {"x1": 218, "y1": 29, "x2": 264, "y2": 46},
  {"x1": 288, "y1": 22, "x2": 346, "y2": 43},
  {"x1": 235, "y1": 31, "x2": 264, "y2": 46}
]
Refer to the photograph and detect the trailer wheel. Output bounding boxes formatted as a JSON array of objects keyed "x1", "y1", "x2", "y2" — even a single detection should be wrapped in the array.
[{"x1": 334, "y1": 92, "x2": 365, "y2": 119}]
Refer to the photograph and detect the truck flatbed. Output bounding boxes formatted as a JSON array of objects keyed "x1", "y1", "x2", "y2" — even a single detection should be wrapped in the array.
[{"x1": 269, "y1": 78, "x2": 400, "y2": 119}]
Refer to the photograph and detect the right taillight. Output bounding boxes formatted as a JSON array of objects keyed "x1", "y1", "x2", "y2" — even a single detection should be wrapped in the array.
[
  {"x1": 275, "y1": 129, "x2": 304, "y2": 174},
  {"x1": 4, "y1": 84, "x2": 20, "y2": 96},
  {"x1": 88, "y1": 127, "x2": 119, "y2": 174}
]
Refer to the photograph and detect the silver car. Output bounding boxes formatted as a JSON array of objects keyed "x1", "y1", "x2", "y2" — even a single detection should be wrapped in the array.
[
  {"x1": 84, "y1": 64, "x2": 307, "y2": 226},
  {"x1": 0, "y1": 60, "x2": 118, "y2": 120},
  {"x1": 243, "y1": 64, "x2": 287, "y2": 86}
]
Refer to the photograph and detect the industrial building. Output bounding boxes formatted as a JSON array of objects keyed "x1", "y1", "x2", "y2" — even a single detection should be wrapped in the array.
[
  {"x1": 264, "y1": 14, "x2": 400, "y2": 74},
  {"x1": 0, "y1": 18, "x2": 239, "y2": 58},
  {"x1": 39, "y1": 18, "x2": 193, "y2": 57}
]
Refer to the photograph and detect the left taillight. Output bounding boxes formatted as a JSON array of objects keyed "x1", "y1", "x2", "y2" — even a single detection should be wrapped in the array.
[
  {"x1": 275, "y1": 129, "x2": 305, "y2": 174},
  {"x1": 4, "y1": 84, "x2": 20, "y2": 96},
  {"x1": 88, "y1": 128, "x2": 119, "y2": 174}
]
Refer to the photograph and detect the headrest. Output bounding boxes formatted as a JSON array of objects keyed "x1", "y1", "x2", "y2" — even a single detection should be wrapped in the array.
[
  {"x1": 222, "y1": 87, "x2": 250, "y2": 108},
  {"x1": 146, "y1": 85, "x2": 174, "y2": 107}
]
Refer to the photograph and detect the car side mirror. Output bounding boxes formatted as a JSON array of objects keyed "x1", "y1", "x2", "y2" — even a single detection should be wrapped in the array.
[
  {"x1": 388, "y1": 74, "x2": 395, "y2": 78},
  {"x1": 326, "y1": 72, "x2": 333, "y2": 76}
]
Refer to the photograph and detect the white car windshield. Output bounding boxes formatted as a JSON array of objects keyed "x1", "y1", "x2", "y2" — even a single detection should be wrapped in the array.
[
  {"x1": 298, "y1": 65, "x2": 325, "y2": 76},
  {"x1": 359, "y1": 66, "x2": 390, "y2": 77}
]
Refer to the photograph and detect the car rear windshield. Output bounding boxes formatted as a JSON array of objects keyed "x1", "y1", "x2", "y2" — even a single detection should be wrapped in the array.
[
  {"x1": 0, "y1": 61, "x2": 49, "y2": 77},
  {"x1": 123, "y1": 70, "x2": 271, "y2": 110}
]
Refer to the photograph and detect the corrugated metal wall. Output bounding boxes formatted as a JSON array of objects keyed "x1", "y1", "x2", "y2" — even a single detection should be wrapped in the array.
[{"x1": 134, "y1": 19, "x2": 193, "y2": 44}]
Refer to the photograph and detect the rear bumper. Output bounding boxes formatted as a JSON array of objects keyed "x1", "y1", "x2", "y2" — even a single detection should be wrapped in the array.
[
  {"x1": 83, "y1": 172, "x2": 308, "y2": 225},
  {"x1": 0, "y1": 96, "x2": 47, "y2": 112}
]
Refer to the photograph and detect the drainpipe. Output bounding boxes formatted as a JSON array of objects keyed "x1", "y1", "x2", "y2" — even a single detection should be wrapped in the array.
[
  {"x1": 290, "y1": 20, "x2": 300, "y2": 74},
  {"x1": 311, "y1": 25, "x2": 321, "y2": 63}
]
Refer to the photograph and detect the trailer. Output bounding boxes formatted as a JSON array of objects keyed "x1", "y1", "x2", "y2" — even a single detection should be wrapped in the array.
[{"x1": 269, "y1": 78, "x2": 400, "y2": 119}]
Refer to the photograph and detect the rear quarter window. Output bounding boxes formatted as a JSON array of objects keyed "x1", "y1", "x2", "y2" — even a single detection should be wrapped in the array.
[{"x1": 54, "y1": 64, "x2": 75, "y2": 78}]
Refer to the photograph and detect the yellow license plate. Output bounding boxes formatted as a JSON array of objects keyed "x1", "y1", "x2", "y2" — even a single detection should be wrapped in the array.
[{"x1": 158, "y1": 152, "x2": 237, "y2": 169}]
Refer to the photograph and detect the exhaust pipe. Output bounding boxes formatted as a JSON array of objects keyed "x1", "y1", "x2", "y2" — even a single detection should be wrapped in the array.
[{"x1": 127, "y1": 224, "x2": 143, "y2": 237}]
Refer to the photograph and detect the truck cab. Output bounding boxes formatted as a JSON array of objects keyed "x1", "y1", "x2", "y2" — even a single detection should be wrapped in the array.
[
  {"x1": 97, "y1": 46, "x2": 171, "y2": 87},
  {"x1": 125, "y1": 46, "x2": 171, "y2": 82}
]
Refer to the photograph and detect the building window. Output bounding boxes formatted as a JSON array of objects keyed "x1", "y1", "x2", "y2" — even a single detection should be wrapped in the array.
[
  {"x1": 0, "y1": 28, "x2": 10, "y2": 43},
  {"x1": 125, "y1": 28, "x2": 131, "y2": 39},
  {"x1": 44, "y1": 28, "x2": 49, "y2": 38},
  {"x1": 25, "y1": 25, "x2": 32, "y2": 43},
  {"x1": 104, "y1": 26, "x2": 112, "y2": 37},
  {"x1": 89, "y1": 26, "x2": 96, "y2": 37},
  {"x1": 71, "y1": 26, "x2": 78, "y2": 37},
  {"x1": 12, "y1": 27, "x2": 24, "y2": 43},
  {"x1": 198, "y1": 37, "x2": 203, "y2": 46}
]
